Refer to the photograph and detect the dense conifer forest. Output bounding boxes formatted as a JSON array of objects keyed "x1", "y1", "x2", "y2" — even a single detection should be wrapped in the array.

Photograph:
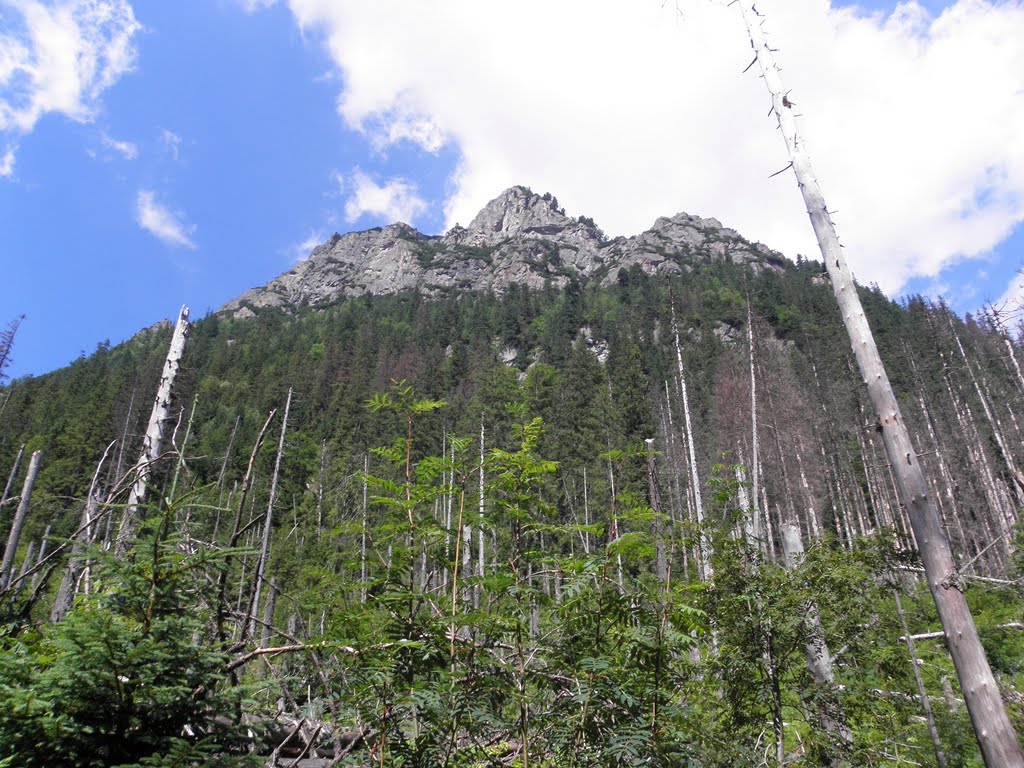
[{"x1": 2, "y1": 255, "x2": 1024, "y2": 766}]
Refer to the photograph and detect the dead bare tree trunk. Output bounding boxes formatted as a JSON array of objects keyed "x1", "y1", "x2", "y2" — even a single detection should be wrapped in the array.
[
  {"x1": 986, "y1": 304, "x2": 1024, "y2": 397},
  {"x1": 477, "y1": 416, "x2": 486, "y2": 609},
  {"x1": 261, "y1": 577, "x2": 279, "y2": 648},
  {"x1": 737, "y1": 4, "x2": 1024, "y2": 763},
  {"x1": 646, "y1": 438, "x2": 669, "y2": 587},
  {"x1": 583, "y1": 465, "x2": 593, "y2": 556},
  {"x1": 1, "y1": 449, "x2": 42, "y2": 591},
  {"x1": 361, "y1": 453, "x2": 369, "y2": 605},
  {"x1": 673, "y1": 316, "x2": 711, "y2": 580},
  {"x1": 316, "y1": 439, "x2": 327, "y2": 542},
  {"x1": 607, "y1": 450, "x2": 625, "y2": 590},
  {"x1": 51, "y1": 441, "x2": 118, "y2": 621},
  {"x1": 747, "y1": 300, "x2": 761, "y2": 543},
  {"x1": 779, "y1": 520, "x2": 852, "y2": 762},
  {"x1": 946, "y1": 311, "x2": 1024, "y2": 511},
  {"x1": 217, "y1": 414, "x2": 241, "y2": 492},
  {"x1": 894, "y1": 589, "x2": 950, "y2": 768},
  {"x1": 115, "y1": 306, "x2": 190, "y2": 556},
  {"x1": 248, "y1": 387, "x2": 292, "y2": 640},
  {"x1": 0, "y1": 443, "x2": 24, "y2": 514},
  {"x1": 11, "y1": 541, "x2": 35, "y2": 593},
  {"x1": 30, "y1": 525, "x2": 51, "y2": 593}
]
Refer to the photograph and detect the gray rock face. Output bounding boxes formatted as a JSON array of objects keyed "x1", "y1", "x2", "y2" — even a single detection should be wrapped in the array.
[{"x1": 219, "y1": 186, "x2": 786, "y2": 316}]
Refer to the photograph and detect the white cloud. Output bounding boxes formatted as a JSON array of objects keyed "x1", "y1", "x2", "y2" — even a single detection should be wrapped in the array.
[
  {"x1": 101, "y1": 132, "x2": 136, "y2": 159},
  {"x1": 0, "y1": 0, "x2": 140, "y2": 167},
  {"x1": 344, "y1": 169, "x2": 427, "y2": 225},
  {"x1": 136, "y1": 189, "x2": 196, "y2": 249},
  {"x1": 234, "y1": 0, "x2": 278, "y2": 12},
  {"x1": 159, "y1": 128, "x2": 181, "y2": 161},
  {"x1": 285, "y1": 0, "x2": 1024, "y2": 295},
  {"x1": 367, "y1": 109, "x2": 446, "y2": 154},
  {"x1": 0, "y1": 146, "x2": 15, "y2": 177},
  {"x1": 329, "y1": 169, "x2": 344, "y2": 195},
  {"x1": 290, "y1": 230, "x2": 325, "y2": 262}
]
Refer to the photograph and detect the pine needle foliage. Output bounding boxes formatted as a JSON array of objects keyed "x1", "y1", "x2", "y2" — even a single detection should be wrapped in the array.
[{"x1": 0, "y1": 499, "x2": 263, "y2": 768}]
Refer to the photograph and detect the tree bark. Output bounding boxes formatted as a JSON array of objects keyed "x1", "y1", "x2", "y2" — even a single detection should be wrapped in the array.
[
  {"x1": 737, "y1": 4, "x2": 1024, "y2": 763},
  {"x1": 316, "y1": 439, "x2": 327, "y2": 542},
  {"x1": 673, "y1": 318, "x2": 711, "y2": 579},
  {"x1": 0, "y1": 443, "x2": 24, "y2": 515},
  {"x1": 934, "y1": 332, "x2": 1011, "y2": 569},
  {"x1": 747, "y1": 300, "x2": 761, "y2": 542},
  {"x1": 9, "y1": 541, "x2": 34, "y2": 593},
  {"x1": 261, "y1": 577, "x2": 279, "y2": 649},
  {"x1": 115, "y1": 306, "x2": 190, "y2": 556},
  {"x1": 51, "y1": 441, "x2": 117, "y2": 621},
  {"x1": 217, "y1": 414, "x2": 241, "y2": 491},
  {"x1": 779, "y1": 520, "x2": 852, "y2": 761},
  {"x1": 895, "y1": 589, "x2": 950, "y2": 768},
  {"x1": 477, "y1": 417, "x2": 486, "y2": 608},
  {"x1": 30, "y1": 524, "x2": 51, "y2": 592},
  {"x1": 0, "y1": 449, "x2": 41, "y2": 591},
  {"x1": 248, "y1": 387, "x2": 292, "y2": 640},
  {"x1": 646, "y1": 438, "x2": 669, "y2": 587}
]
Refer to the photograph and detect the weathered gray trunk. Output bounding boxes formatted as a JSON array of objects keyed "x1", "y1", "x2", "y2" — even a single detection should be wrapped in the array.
[
  {"x1": 10, "y1": 540, "x2": 36, "y2": 592},
  {"x1": 737, "y1": 3, "x2": 1024, "y2": 763},
  {"x1": 30, "y1": 525, "x2": 51, "y2": 592},
  {"x1": 674, "y1": 321, "x2": 711, "y2": 579},
  {"x1": 661, "y1": 382, "x2": 685, "y2": 531},
  {"x1": 260, "y1": 577, "x2": 279, "y2": 648},
  {"x1": 607, "y1": 451, "x2": 624, "y2": 590},
  {"x1": 934, "y1": 333, "x2": 1012, "y2": 569},
  {"x1": 0, "y1": 449, "x2": 42, "y2": 591},
  {"x1": 316, "y1": 439, "x2": 327, "y2": 541},
  {"x1": 987, "y1": 305, "x2": 1024, "y2": 397},
  {"x1": 115, "y1": 306, "x2": 190, "y2": 555},
  {"x1": 780, "y1": 520, "x2": 852, "y2": 760},
  {"x1": 947, "y1": 312, "x2": 1024, "y2": 512},
  {"x1": 895, "y1": 589, "x2": 950, "y2": 768},
  {"x1": 582, "y1": 465, "x2": 593, "y2": 556},
  {"x1": 361, "y1": 454, "x2": 368, "y2": 605},
  {"x1": 747, "y1": 301, "x2": 761, "y2": 541},
  {"x1": 248, "y1": 387, "x2": 292, "y2": 639},
  {"x1": 51, "y1": 489, "x2": 101, "y2": 622},
  {"x1": 477, "y1": 418, "x2": 486, "y2": 608},
  {"x1": 0, "y1": 443, "x2": 24, "y2": 514},
  {"x1": 646, "y1": 438, "x2": 669, "y2": 587}
]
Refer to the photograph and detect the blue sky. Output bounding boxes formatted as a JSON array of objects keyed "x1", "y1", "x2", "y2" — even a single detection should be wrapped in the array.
[{"x1": 2, "y1": 0, "x2": 1023, "y2": 379}]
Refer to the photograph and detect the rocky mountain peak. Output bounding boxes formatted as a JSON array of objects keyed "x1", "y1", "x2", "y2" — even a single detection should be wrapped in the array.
[
  {"x1": 219, "y1": 188, "x2": 787, "y2": 318},
  {"x1": 465, "y1": 186, "x2": 574, "y2": 242}
]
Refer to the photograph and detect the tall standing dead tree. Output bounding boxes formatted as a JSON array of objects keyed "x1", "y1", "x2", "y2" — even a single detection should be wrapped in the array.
[
  {"x1": 247, "y1": 387, "x2": 292, "y2": 640},
  {"x1": 0, "y1": 449, "x2": 42, "y2": 592},
  {"x1": 736, "y1": 3, "x2": 1024, "y2": 764},
  {"x1": 115, "y1": 306, "x2": 190, "y2": 557}
]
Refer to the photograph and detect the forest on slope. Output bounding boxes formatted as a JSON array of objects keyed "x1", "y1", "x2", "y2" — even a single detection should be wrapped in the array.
[{"x1": 1, "y1": 253, "x2": 1024, "y2": 766}]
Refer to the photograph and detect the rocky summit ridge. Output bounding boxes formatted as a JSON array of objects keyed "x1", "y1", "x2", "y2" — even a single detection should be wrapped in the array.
[{"x1": 220, "y1": 186, "x2": 787, "y2": 318}]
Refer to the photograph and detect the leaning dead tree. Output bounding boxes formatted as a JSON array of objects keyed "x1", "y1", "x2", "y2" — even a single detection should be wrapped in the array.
[
  {"x1": 736, "y1": 2, "x2": 1024, "y2": 764},
  {"x1": 115, "y1": 306, "x2": 191, "y2": 557},
  {"x1": 0, "y1": 443, "x2": 25, "y2": 514},
  {"x1": 0, "y1": 449, "x2": 42, "y2": 592},
  {"x1": 50, "y1": 443, "x2": 115, "y2": 622},
  {"x1": 247, "y1": 386, "x2": 292, "y2": 640}
]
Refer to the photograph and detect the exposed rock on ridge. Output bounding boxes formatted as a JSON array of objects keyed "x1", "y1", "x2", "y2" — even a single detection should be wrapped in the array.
[{"x1": 220, "y1": 186, "x2": 786, "y2": 317}]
